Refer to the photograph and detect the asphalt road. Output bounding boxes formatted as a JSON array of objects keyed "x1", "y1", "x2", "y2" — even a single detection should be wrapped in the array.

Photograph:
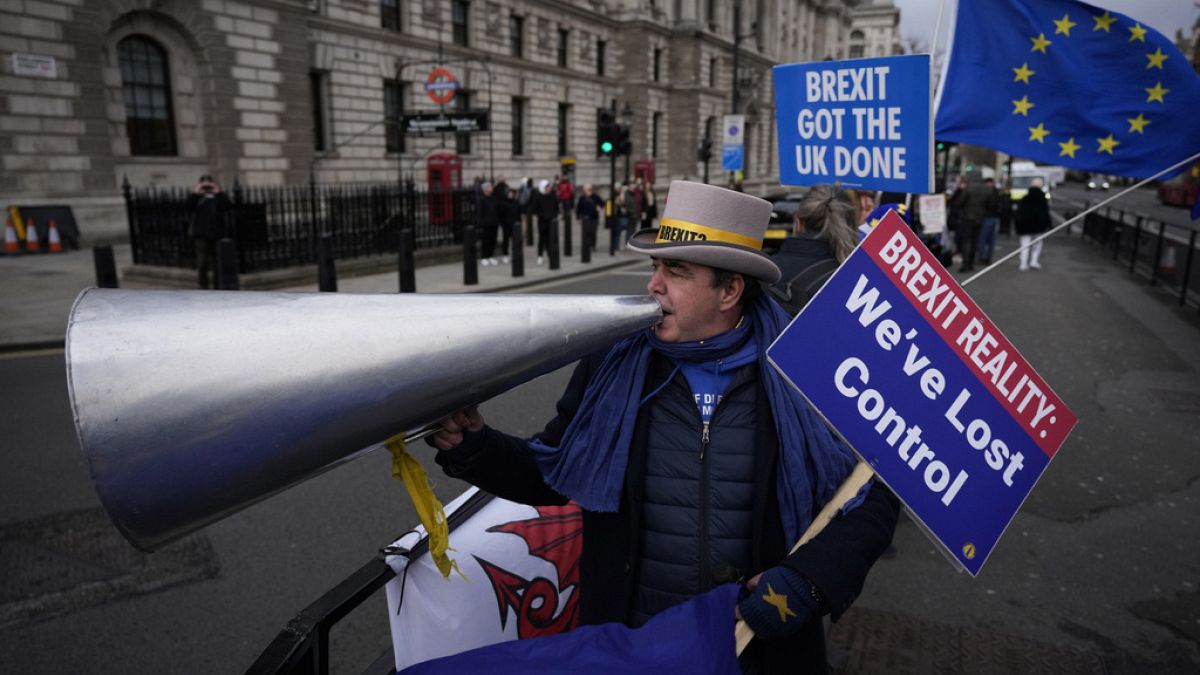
[
  {"x1": 0, "y1": 266, "x2": 651, "y2": 675},
  {"x1": 3, "y1": 229, "x2": 1199, "y2": 674}
]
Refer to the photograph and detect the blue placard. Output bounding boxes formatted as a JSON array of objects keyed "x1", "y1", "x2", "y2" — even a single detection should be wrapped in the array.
[
  {"x1": 768, "y1": 213, "x2": 1075, "y2": 576},
  {"x1": 774, "y1": 54, "x2": 932, "y2": 194},
  {"x1": 721, "y1": 144, "x2": 743, "y2": 171}
]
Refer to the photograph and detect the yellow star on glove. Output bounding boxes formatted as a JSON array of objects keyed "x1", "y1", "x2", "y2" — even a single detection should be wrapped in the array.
[{"x1": 762, "y1": 584, "x2": 798, "y2": 622}]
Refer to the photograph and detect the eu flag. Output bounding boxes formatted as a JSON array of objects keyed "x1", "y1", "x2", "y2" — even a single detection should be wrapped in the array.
[{"x1": 935, "y1": 0, "x2": 1200, "y2": 177}]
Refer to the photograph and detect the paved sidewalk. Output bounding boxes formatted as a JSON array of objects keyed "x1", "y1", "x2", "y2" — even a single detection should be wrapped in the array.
[{"x1": 0, "y1": 232, "x2": 643, "y2": 350}]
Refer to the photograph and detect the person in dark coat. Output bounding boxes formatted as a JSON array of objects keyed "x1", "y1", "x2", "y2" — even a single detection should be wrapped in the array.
[
  {"x1": 768, "y1": 185, "x2": 858, "y2": 316},
  {"x1": 952, "y1": 173, "x2": 993, "y2": 273},
  {"x1": 1014, "y1": 182, "x2": 1051, "y2": 270},
  {"x1": 494, "y1": 176, "x2": 512, "y2": 259},
  {"x1": 187, "y1": 174, "x2": 232, "y2": 289},
  {"x1": 574, "y1": 183, "x2": 604, "y2": 254},
  {"x1": 431, "y1": 181, "x2": 898, "y2": 675},
  {"x1": 478, "y1": 182, "x2": 500, "y2": 266},
  {"x1": 534, "y1": 179, "x2": 559, "y2": 265}
]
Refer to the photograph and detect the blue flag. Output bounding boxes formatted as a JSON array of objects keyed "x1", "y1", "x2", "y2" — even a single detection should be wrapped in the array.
[
  {"x1": 398, "y1": 584, "x2": 742, "y2": 674},
  {"x1": 935, "y1": 0, "x2": 1200, "y2": 178}
]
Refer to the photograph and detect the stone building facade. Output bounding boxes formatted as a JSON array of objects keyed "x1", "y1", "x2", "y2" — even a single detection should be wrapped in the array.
[{"x1": 0, "y1": 0, "x2": 898, "y2": 241}]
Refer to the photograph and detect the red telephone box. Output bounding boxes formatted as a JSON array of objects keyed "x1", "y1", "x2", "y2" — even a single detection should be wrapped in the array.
[
  {"x1": 634, "y1": 159, "x2": 656, "y2": 186},
  {"x1": 427, "y1": 153, "x2": 463, "y2": 226}
]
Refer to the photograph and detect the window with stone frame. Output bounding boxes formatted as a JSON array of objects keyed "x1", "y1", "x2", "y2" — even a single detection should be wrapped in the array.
[
  {"x1": 511, "y1": 97, "x2": 525, "y2": 156},
  {"x1": 557, "y1": 103, "x2": 570, "y2": 157},
  {"x1": 557, "y1": 28, "x2": 569, "y2": 68},
  {"x1": 452, "y1": 0, "x2": 469, "y2": 46},
  {"x1": 384, "y1": 79, "x2": 405, "y2": 153},
  {"x1": 651, "y1": 111, "x2": 662, "y2": 158},
  {"x1": 509, "y1": 15, "x2": 524, "y2": 58},
  {"x1": 849, "y1": 30, "x2": 865, "y2": 59},
  {"x1": 653, "y1": 47, "x2": 662, "y2": 82},
  {"x1": 456, "y1": 92, "x2": 472, "y2": 155},
  {"x1": 117, "y1": 35, "x2": 178, "y2": 156},
  {"x1": 381, "y1": 0, "x2": 401, "y2": 31},
  {"x1": 310, "y1": 70, "x2": 330, "y2": 152},
  {"x1": 596, "y1": 39, "x2": 606, "y2": 76}
]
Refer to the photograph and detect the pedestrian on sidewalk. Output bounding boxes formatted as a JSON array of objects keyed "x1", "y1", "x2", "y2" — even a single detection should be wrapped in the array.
[
  {"x1": 479, "y1": 182, "x2": 501, "y2": 266},
  {"x1": 534, "y1": 179, "x2": 559, "y2": 265},
  {"x1": 575, "y1": 184, "x2": 604, "y2": 254},
  {"x1": 494, "y1": 175, "x2": 512, "y2": 259},
  {"x1": 977, "y1": 177, "x2": 1002, "y2": 265},
  {"x1": 610, "y1": 183, "x2": 634, "y2": 255},
  {"x1": 1015, "y1": 181, "x2": 1051, "y2": 271},
  {"x1": 187, "y1": 174, "x2": 232, "y2": 290}
]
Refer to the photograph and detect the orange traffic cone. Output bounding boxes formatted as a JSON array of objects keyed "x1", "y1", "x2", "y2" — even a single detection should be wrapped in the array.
[
  {"x1": 47, "y1": 220, "x2": 63, "y2": 253},
  {"x1": 3, "y1": 219, "x2": 18, "y2": 254},
  {"x1": 24, "y1": 218, "x2": 40, "y2": 253},
  {"x1": 1159, "y1": 240, "x2": 1178, "y2": 280}
]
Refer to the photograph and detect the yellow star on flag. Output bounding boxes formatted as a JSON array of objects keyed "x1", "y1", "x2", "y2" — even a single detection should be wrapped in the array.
[
  {"x1": 1146, "y1": 48, "x2": 1168, "y2": 70},
  {"x1": 1012, "y1": 62, "x2": 1035, "y2": 84},
  {"x1": 1097, "y1": 134, "x2": 1120, "y2": 154},
  {"x1": 1092, "y1": 11, "x2": 1116, "y2": 32},
  {"x1": 1145, "y1": 82, "x2": 1169, "y2": 103},
  {"x1": 762, "y1": 584, "x2": 798, "y2": 622},
  {"x1": 1128, "y1": 23, "x2": 1147, "y2": 42},
  {"x1": 1059, "y1": 137, "x2": 1081, "y2": 158},
  {"x1": 1028, "y1": 122, "x2": 1050, "y2": 143},
  {"x1": 1054, "y1": 14, "x2": 1077, "y2": 36},
  {"x1": 1127, "y1": 113, "x2": 1150, "y2": 134},
  {"x1": 1030, "y1": 33, "x2": 1052, "y2": 53},
  {"x1": 1012, "y1": 95, "x2": 1034, "y2": 116}
]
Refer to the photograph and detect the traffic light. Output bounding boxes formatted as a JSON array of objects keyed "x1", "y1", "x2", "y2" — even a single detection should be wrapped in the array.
[
  {"x1": 616, "y1": 124, "x2": 632, "y2": 157},
  {"x1": 697, "y1": 137, "x2": 713, "y2": 163},
  {"x1": 598, "y1": 110, "x2": 617, "y2": 157}
]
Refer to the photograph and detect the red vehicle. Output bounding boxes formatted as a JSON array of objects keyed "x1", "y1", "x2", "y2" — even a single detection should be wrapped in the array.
[{"x1": 1158, "y1": 162, "x2": 1199, "y2": 208}]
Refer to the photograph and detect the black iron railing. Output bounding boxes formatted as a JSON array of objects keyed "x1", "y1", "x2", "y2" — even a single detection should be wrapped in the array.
[
  {"x1": 123, "y1": 179, "x2": 479, "y2": 273},
  {"x1": 1077, "y1": 205, "x2": 1199, "y2": 309}
]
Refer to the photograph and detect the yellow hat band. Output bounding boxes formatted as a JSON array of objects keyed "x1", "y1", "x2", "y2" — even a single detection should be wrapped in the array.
[{"x1": 655, "y1": 217, "x2": 763, "y2": 251}]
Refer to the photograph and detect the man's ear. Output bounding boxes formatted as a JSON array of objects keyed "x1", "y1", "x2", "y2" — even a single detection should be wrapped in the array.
[{"x1": 720, "y1": 274, "x2": 745, "y2": 311}]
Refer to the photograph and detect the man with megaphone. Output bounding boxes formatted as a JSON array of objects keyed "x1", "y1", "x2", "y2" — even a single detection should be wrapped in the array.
[{"x1": 432, "y1": 181, "x2": 899, "y2": 674}]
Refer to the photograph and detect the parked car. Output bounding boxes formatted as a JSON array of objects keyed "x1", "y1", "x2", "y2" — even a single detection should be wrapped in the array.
[{"x1": 763, "y1": 191, "x2": 807, "y2": 251}]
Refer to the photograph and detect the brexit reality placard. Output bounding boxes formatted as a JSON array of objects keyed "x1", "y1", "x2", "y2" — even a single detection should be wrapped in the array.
[
  {"x1": 768, "y1": 212, "x2": 1076, "y2": 575},
  {"x1": 774, "y1": 54, "x2": 932, "y2": 194}
]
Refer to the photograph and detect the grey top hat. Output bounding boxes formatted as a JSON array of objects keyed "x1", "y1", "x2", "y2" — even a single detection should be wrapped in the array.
[{"x1": 626, "y1": 181, "x2": 782, "y2": 283}]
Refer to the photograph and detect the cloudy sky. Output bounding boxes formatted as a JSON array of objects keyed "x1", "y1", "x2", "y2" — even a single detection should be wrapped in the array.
[{"x1": 894, "y1": 0, "x2": 1199, "y2": 53}]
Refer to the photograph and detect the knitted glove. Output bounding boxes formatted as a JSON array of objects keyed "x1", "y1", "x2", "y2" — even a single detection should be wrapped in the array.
[{"x1": 737, "y1": 566, "x2": 825, "y2": 640}]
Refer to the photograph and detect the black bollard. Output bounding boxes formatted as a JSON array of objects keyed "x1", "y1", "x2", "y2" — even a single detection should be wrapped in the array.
[
  {"x1": 216, "y1": 237, "x2": 239, "y2": 290},
  {"x1": 398, "y1": 226, "x2": 416, "y2": 293},
  {"x1": 511, "y1": 218, "x2": 524, "y2": 277},
  {"x1": 464, "y1": 224, "x2": 478, "y2": 286},
  {"x1": 93, "y1": 244, "x2": 119, "y2": 288},
  {"x1": 581, "y1": 222, "x2": 592, "y2": 264},
  {"x1": 549, "y1": 216, "x2": 561, "y2": 270},
  {"x1": 563, "y1": 210, "x2": 573, "y2": 257},
  {"x1": 317, "y1": 232, "x2": 337, "y2": 292}
]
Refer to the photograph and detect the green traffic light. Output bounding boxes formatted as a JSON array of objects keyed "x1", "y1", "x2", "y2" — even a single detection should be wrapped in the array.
[{"x1": 601, "y1": 141, "x2": 614, "y2": 154}]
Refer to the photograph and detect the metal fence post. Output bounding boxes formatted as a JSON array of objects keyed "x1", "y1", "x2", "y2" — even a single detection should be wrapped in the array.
[
  {"x1": 463, "y1": 224, "x2": 478, "y2": 286},
  {"x1": 398, "y1": 226, "x2": 416, "y2": 293},
  {"x1": 318, "y1": 232, "x2": 337, "y2": 292},
  {"x1": 1181, "y1": 231, "x2": 1196, "y2": 307},
  {"x1": 549, "y1": 216, "x2": 561, "y2": 270},
  {"x1": 93, "y1": 244, "x2": 119, "y2": 288},
  {"x1": 1130, "y1": 216, "x2": 1141, "y2": 273},
  {"x1": 216, "y1": 238, "x2": 240, "y2": 290},
  {"x1": 511, "y1": 216, "x2": 524, "y2": 277},
  {"x1": 1150, "y1": 221, "x2": 1166, "y2": 286}
]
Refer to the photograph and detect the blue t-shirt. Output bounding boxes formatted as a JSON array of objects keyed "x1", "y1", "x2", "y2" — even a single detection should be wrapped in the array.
[{"x1": 676, "y1": 338, "x2": 758, "y2": 426}]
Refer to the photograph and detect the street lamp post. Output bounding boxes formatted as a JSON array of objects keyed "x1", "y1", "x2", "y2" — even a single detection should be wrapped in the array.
[{"x1": 619, "y1": 101, "x2": 634, "y2": 185}]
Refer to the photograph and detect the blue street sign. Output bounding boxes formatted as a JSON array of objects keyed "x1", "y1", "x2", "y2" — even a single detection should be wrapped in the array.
[
  {"x1": 721, "y1": 145, "x2": 743, "y2": 172},
  {"x1": 774, "y1": 54, "x2": 932, "y2": 193}
]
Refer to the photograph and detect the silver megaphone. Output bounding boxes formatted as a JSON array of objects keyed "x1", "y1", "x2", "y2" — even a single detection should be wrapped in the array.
[{"x1": 66, "y1": 289, "x2": 661, "y2": 551}]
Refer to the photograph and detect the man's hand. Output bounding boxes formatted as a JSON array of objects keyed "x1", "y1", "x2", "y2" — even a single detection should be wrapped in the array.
[
  {"x1": 430, "y1": 407, "x2": 484, "y2": 451},
  {"x1": 734, "y1": 572, "x2": 763, "y2": 621}
]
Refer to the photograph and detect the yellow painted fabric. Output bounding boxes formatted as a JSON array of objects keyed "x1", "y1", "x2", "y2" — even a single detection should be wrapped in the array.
[
  {"x1": 387, "y1": 434, "x2": 464, "y2": 581},
  {"x1": 655, "y1": 217, "x2": 763, "y2": 250}
]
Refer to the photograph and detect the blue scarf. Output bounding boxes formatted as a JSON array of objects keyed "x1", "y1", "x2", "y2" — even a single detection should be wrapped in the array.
[{"x1": 529, "y1": 295, "x2": 863, "y2": 546}]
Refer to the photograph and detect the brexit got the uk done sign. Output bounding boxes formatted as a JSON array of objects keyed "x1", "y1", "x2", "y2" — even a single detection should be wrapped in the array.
[
  {"x1": 774, "y1": 54, "x2": 933, "y2": 194},
  {"x1": 768, "y1": 213, "x2": 1076, "y2": 575}
]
